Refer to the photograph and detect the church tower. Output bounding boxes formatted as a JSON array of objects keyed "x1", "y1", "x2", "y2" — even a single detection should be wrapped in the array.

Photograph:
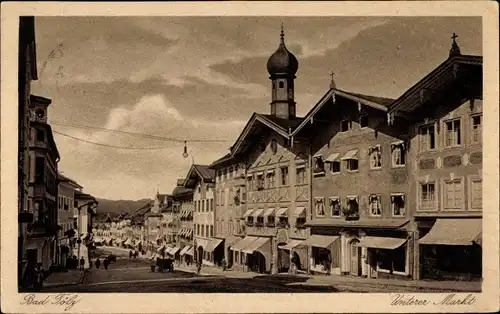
[{"x1": 266, "y1": 24, "x2": 299, "y2": 120}]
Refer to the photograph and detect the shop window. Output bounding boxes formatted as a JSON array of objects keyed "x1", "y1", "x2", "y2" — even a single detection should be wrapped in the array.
[
  {"x1": 341, "y1": 119, "x2": 350, "y2": 132},
  {"x1": 329, "y1": 197, "x2": 341, "y2": 217},
  {"x1": 471, "y1": 115, "x2": 482, "y2": 144},
  {"x1": 280, "y1": 167, "x2": 289, "y2": 186},
  {"x1": 330, "y1": 161, "x2": 340, "y2": 173},
  {"x1": 391, "y1": 194, "x2": 406, "y2": 216},
  {"x1": 369, "y1": 146, "x2": 382, "y2": 169},
  {"x1": 420, "y1": 183, "x2": 436, "y2": 210},
  {"x1": 445, "y1": 119, "x2": 462, "y2": 147},
  {"x1": 313, "y1": 156, "x2": 325, "y2": 175},
  {"x1": 443, "y1": 179, "x2": 463, "y2": 210},
  {"x1": 266, "y1": 172, "x2": 275, "y2": 188},
  {"x1": 470, "y1": 178, "x2": 482, "y2": 209},
  {"x1": 359, "y1": 115, "x2": 368, "y2": 128},
  {"x1": 391, "y1": 142, "x2": 406, "y2": 167},
  {"x1": 256, "y1": 174, "x2": 264, "y2": 190},
  {"x1": 369, "y1": 194, "x2": 382, "y2": 216},
  {"x1": 314, "y1": 198, "x2": 326, "y2": 217},
  {"x1": 296, "y1": 166, "x2": 306, "y2": 184},
  {"x1": 377, "y1": 246, "x2": 406, "y2": 273},
  {"x1": 419, "y1": 124, "x2": 436, "y2": 151}
]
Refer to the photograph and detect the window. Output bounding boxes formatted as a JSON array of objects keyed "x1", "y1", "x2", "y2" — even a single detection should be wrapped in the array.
[
  {"x1": 369, "y1": 194, "x2": 382, "y2": 216},
  {"x1": 205, "y1": 225, "x2": 209, "y2": 237},
  {"x1": 221, "y1": 190, "x2": 225, "y2": 205},
  {"x1": 329, "y1": 197, "x2": 341, "y2": 217},
  {"x1": 197, "y1": 224, "x2": 200, "y2": 236},
  {"x1": 391, "y1": 142, "x2": 406, "y2": 167},
  {"x1": 34, "y1": 157, "x2": 45, "y2": 183},
  {"x1": 315, "y1": 198, "x2": 326, "y2": 217},
  {"x1": 443, "y1": 179, "x2": 463, "y2": 210},
  {"x1": 247, "y1": 175, "x2": 254, "y2": 190},
  {"x1": 369, "y1": 146, "x2": 382, "y2": 169},
  {"x1": 341, "y1": 119, "x2": 350, "y2": 132},
  {"x1": 280, "y1": 167, "x2": 289, "y2": 186},
  {"x1": 210, "y1": 199, "x2": 213, "y2": 211},
  {"x1": 471, "y1": 115, "x2": 482, "y2": 144},
  {"x1": 346, "y1": 159, "x2": 358, "y2": 172},
  {"x1": 313, "y1": 156, "x2": 325, "y2": 174},
  {"x1": 470, "y1": 179, "x2": 482, "y2": 209},
  {"x1": 210, "y1": 225, "x2": 214, "y2": 237},
  {"x1": 296, "y1": 167, "x2": 306, "y2": 184},
  {"x1": 296, "y1": 217, "x2": 306, "y2": 228},
  {"x1": 256, "y1": 174, "x2": 264, "y2": 190},
  {"x1": 346, "y1": 197, "x2": 359, "y2": 216},
  {"x1": 267, "y1": 172, "x2": 275, "y2": 188},
  {"x1": 256, "y1": 215, "x2": 264, "y2": 226},
  {"x1": 391, "y1": 194, "x2": 406, "y2": 216},
  {"x1": 267, "y1": 215, "x2": 275, "y2": 226},
  {"x1": 278, "y1": 81, "x2": 284, "y2": 88},
  {"x1": 419, "y1": 125, "x2": 436, "y2": 151},
  {"x1": 223, "y1": 169, "x2": 227, "y2": 179},
  {"x1": 445, "y1": 119, "x2": 461, "y2": 147},
  {"x1": 36, "y1": 129, "x2": 45, "y2": 142},
  {"x1": 330, "y1": 161, "x2": 340, "y2": 173},
  {"x1": 359, "y1": 115, "x2": 368, "y2": 128},
  {"x1": 420, "y1": 183, "x2": 436, "y2": 210},
  {"x1": 246, "y1": 215, "x2": 254, "y2": 225}
]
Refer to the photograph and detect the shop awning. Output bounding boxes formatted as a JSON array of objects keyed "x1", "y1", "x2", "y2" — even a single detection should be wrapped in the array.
[
  {"x1": 325, "y1": 153, "x2": 340, "y2": 162},
  {"x1": 157, "y1": 245, "x2": 166, "y2": 253},
  {"x1": 276, "y1": 208, "x2": 288, "y2": 217},
  {"x1": 124, "y1": 238, "x2": 132, "y2": 246},
  {"x1": 252, "y1": 208, "x2": 265, "y2": 218},
  {"x1": 169, "y1": 246, "x2": 181, "y2": 255},
  {"x1": 300, "y1": 235, "x2": 339, "y2": 248},
  {"x1": 185, "y1": 247, "x2": 194, "y2": 256},
  {"x1": 263, "y1": 208, "x2": 275, "y2": 217},
  {"x1": 278, "y1": 239, "x2": 303, "y2": 250},
  {"x1": 419, "y1": 219, "x2": 482, "y2": 246},
  {"x1": 243, "y1": 237, "x2": 271, "y2": 254},
  {"x1": 341, "y1": 149, "x2": 359, "y2": 160},
  {"x1": 232, "y1": 236, "x2": 258, "y2": 251},
  {"x1": 205, "y1": 238, "x2": 223, "y2": 253},
  {"x1": 356, "y1": 236, "x2": 407, "y2": 249},
  {"x1": 242, "y1": 209, "x2": 254, "y2": 218},
  {"x1": 294, "y1": 207, "x2": 306, "y2": 217},
  {"x1": 196, "y1": 238, "x2": 209, "y2": 250},
  {"x1": 179, "y1": 245, "x2": 192, "y2": 256}
]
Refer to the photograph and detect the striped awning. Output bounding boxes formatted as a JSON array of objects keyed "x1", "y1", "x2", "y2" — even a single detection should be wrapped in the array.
[
  {"x1": 242, "y1": 209, "x2": 254, "y2": 218},
  {"x1": 276, "y1": 208, "x2": 288, "y2": 217},
  {"x1": 263, "y1": 208, "x2": 275, "y2": 217},
  {"x1": 179, "y1": 245, "x2": 192, "y2": 256},
  {"x1": 252, "y1": 208, "x2": 265, "y2": 218}
]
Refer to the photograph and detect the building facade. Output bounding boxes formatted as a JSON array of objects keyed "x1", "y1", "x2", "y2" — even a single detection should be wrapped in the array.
[
  {"x1": 145, "y1": 192, "x2": 170, "y2": 255},
  {"x1": 57, "y1": 173, "x2": 83, "y2": 267},
  {"x1": 74, "y1": 191, "x2": 98, "y2": 268},
  {"x1": 209, "y1": 154, "x2": 247, "y2": 269},
  {"x1": 18, "y1": 16, "x2": 39, "y2": 286},
  {"x1": 25, "y1": 95, "x2": 60, "y2": 270},
  {"x1": 175, "y1": 181, "x2": 195, "y2": 264},
  {"x1": 388, "y1": 42, "x2": 483, "y2": 281},
  {"x1": 184, "y1": 165, "x2": 219, "y2": 265}
]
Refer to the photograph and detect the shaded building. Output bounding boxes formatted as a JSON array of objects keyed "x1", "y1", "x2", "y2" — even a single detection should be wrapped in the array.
[
  {"x1": 74, "y1": 191, "x2": 98, "y2": 268},
  {"x1": 388, "y1": 36, "x2": 483, "y2": 281}
]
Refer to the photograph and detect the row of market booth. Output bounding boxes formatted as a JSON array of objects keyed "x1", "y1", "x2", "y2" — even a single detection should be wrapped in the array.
[
  {"x1": 152, "y1": 243, "x2": 194, "y2": 264},
  {"x1": 93, "y1": 236, "x2": 143, "y2": 250}
]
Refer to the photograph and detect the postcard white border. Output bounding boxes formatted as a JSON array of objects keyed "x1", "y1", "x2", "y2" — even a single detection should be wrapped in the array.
[{"x1": 1, "y1": 1, "x2": 499, "y2": 313}]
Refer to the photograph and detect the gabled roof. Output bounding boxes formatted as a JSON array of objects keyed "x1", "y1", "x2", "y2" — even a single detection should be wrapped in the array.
[
  {"x1": 183, "y1": 164, "x2": 215, "y2": 188},
  {"x1": 389, "y1": 55, "x2": 482, "y2": 114},
  {"x1": 125, "y1": 202, "x2": 153, "y2": 220},
  {"x1": 172, "y1": 185, "x2": 193, "y2": 196},
  {"x1": 292, "y1": 88, "x2": 394, "y2": 137},
  {"x1": 208, "y1": 153, "x2": 233, "y2": 169},
  {"x1": 230, "y1": 112, "x2": 299, "y2": 156},
  {"x1": 58, "y1": 173, "x2": 83, "y2": 189}
]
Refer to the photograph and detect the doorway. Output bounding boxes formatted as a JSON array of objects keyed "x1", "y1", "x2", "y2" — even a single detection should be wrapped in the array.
[
  {"x1": 197, "y1": 246, "x2": 204, "y2": 264},
  {"x1": 349, "y1": 239, "x2": 362, "y2": 276},
  {"x1": 227, "y1": 246, "x2": 233, "y2": 268}
]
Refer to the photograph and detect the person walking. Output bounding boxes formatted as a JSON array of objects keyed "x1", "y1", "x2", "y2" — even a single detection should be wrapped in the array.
[
  {"x1": 222, "y1": 258, "x2": 227, "y2": 271},
  {"x1": 79, "y1": 257, "x2": 85, "y2": 270},
  {"x1": 196, "y1": 261, "x2": 202, "y2": 275},
  {"x1": 34, "y1": 263, "x2": 44, "y2": 291},
  {"x1": 95, "y1": 258, "x2": 101, "y2": 269},
  {"x1": 103, "y1": 258, "x2": 109, "y2": 270}
]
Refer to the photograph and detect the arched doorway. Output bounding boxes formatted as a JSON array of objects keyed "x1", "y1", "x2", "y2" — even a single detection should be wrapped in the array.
[
  {"x1": 348, "y1": 239, "x2": 362, "y2": 276},
  {"x1": 197, "y1": 246, "x2": 204, "y2": 264},
  {"x1": 249, "y1": 252, "x2": 266, "y2": 273}
]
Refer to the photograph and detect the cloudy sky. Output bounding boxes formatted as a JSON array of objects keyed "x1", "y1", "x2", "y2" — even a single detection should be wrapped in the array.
[{"x1": 32, "y1": 16, "x2": 481, "y2": 201}]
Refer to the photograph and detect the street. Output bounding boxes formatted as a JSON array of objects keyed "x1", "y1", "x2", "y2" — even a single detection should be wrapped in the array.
[{"x1": 41, "y1": 246, "x2": 476, "y2": 293}]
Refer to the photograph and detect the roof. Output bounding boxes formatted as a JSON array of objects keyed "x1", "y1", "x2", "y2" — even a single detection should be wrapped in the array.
[
  {"x1": 172, "y1": 186, "x2": 193, "y2": 196},
  {"x1": 183, "y1": 164, "x2": 215, "y2": 188},
  {"x1": 257, "y1": 114, "x2": 305, "y2": 131},
  {"x1": 58, "y1": 173, "x2": 83, "y2": 189},
  {"x1": 208, "y1": 153, "x2": 233, "y2": 169},
  {"x1": 193, "y1": 165, "x2": 215, "y2": 181},
  {"x1": 30, "y1": 94, "x2": 52, "y2": 106},
  {"x1": 266, "y1": 27, "x2": 299, "y2": 77},
  {"x1": 125, "y1": 202, "x2": 153, "y2": 220},
  {"x1": 388, "y1": 54, "x2": 482, "y2": 114},
  {"x1": 292, "y1": 88, "x2": 394, "y2": 137}
]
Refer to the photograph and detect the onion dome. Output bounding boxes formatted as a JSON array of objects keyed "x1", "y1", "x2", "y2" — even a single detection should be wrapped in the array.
[{"x1": 266, "y1": 24, "x2": 299, "y2": 76}]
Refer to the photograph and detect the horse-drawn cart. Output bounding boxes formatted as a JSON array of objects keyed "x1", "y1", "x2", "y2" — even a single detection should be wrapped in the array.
[{"x1": 151, "y1": 257, "x2": 174, "y2": 272}]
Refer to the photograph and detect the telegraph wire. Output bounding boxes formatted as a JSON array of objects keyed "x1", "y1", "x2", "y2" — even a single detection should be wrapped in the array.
[
  {"x1": 52, "y1": 130, "x2": 181, "y2": 150},
  {"x1": 50, "y1": 120, "x2": 233, "y2": 143}
]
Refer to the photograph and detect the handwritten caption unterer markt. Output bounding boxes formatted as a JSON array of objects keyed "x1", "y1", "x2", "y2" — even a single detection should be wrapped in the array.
[
  {"x1": 20, "y1": 293, "x2": 81, "y2": 311},
  {"x1": 391, "y1": 293, "x2": 476, "y2": 306}
]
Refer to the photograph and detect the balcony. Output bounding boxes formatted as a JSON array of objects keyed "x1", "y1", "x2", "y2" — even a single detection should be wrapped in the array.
[{"x1": 245, "y1": 225, "x2": 276, "y2": 237}]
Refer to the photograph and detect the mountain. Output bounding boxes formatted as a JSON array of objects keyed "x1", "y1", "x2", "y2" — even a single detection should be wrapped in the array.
[{"x1": 94, "y1": 198, "x2": 152, "y2": 221}]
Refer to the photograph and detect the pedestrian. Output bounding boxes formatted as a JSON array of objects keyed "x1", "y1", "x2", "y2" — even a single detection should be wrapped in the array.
[
  {"x1": 72, "y1": 255, "x2": 78, "y2": 269},
  {"x1": 103, "y1": 258, "x2": 109, "y2": 270},
  {"x1": 129, "y1": 250, "x2": 133, "y2": 259},
  {"x1": 34, "y1": 263, "x2": 44, "y2": 291},
  {"x1": 95, "y1": 258, "x2": 101, "y2": 269},
  {"x1": 79, "y1": 257, "x2": 85, "y2": 270},
  {"x1": 89, "y1": 259, "x2": 93, "y2": 269},
  {"x1": 222, "y1": 258, "x2": 227, "y2": 271},
  {"x1": 196, "y1": 261, "x2": 201, "y2": 275}
]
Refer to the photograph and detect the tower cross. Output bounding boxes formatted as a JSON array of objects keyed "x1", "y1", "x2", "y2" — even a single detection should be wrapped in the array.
[
  {"x1": 451, "y1": 32, "x2": 458, "y2": 41},
  {"x1": 330, "y1": 71, "x2": 335, "y2": 81}
]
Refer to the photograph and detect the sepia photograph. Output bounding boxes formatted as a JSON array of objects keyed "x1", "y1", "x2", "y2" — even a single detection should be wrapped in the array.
[{"x1": 1, "y1": 1, "x2": 499, "y2": 313}]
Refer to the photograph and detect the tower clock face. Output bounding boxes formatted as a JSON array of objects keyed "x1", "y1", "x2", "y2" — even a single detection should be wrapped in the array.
[{"x1": 271, "y1": 139, "x2": 278, "y2": 154}]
